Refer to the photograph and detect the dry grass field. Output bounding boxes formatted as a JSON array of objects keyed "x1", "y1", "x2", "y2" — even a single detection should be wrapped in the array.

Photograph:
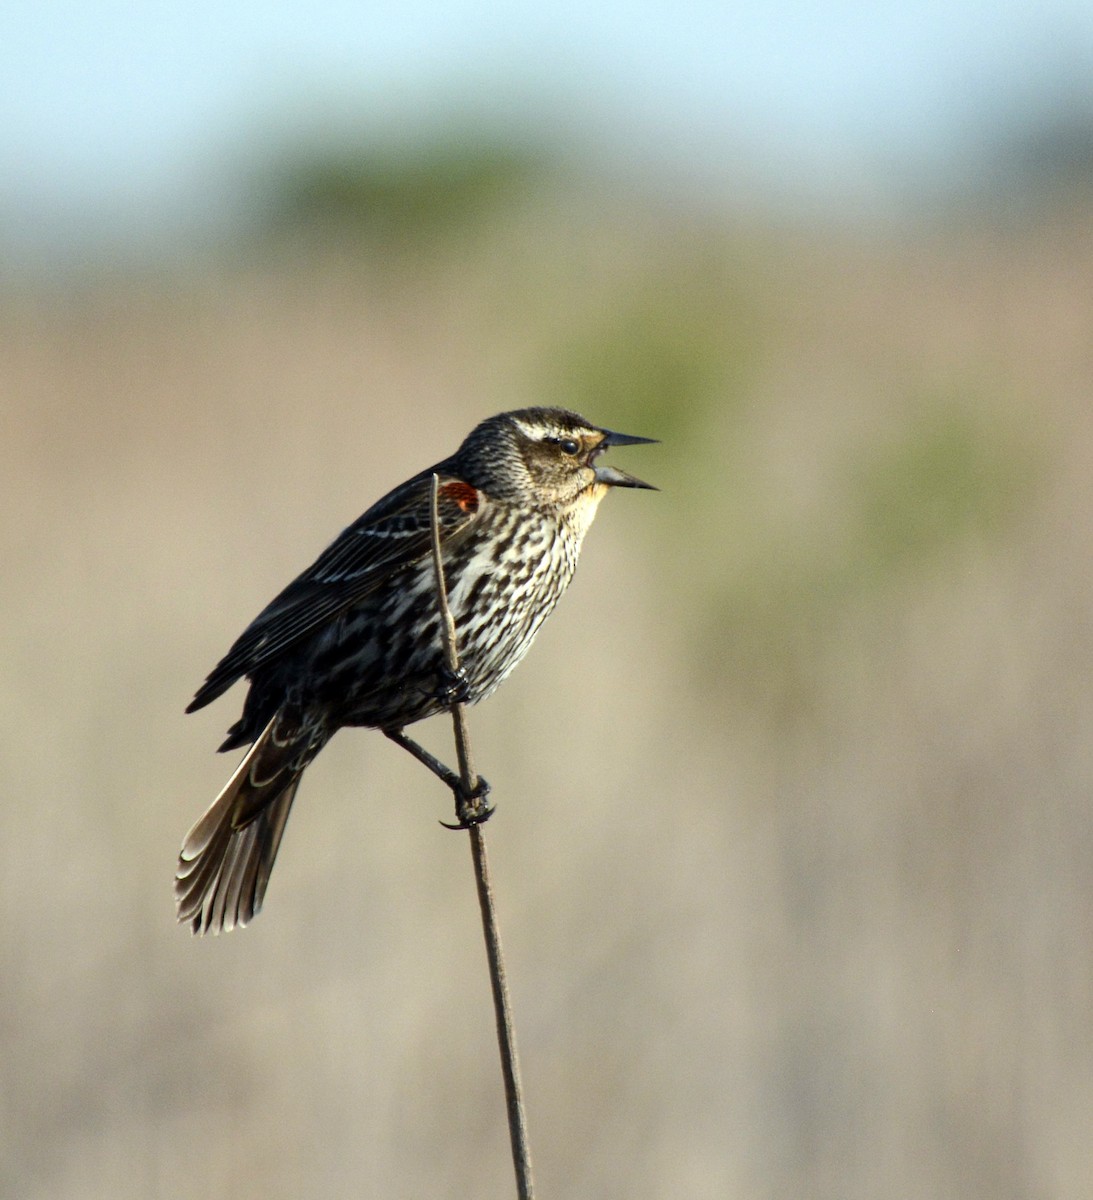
[{"x1": 3, "y1": 185, "x2": 1092, "y2": 1198}]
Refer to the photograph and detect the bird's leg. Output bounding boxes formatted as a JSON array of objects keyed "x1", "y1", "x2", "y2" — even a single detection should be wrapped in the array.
[
  {"x1": 384, "y1": 727, "x2": 461, "y2": 789},
  {"x1": 383, "y1": 728, "x2": 493, "y2": 827}
]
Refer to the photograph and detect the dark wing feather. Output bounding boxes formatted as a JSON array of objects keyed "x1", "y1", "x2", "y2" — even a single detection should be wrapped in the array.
[{"x1": 187, "y1": 465, "x2": 481, "y2": 712}]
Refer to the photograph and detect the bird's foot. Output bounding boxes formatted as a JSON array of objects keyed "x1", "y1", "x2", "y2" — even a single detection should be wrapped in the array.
[
  {"x1": 434, "y1": 665, "x2": 472, "y2": 707},
  {"x1": 440, "y1": 775, "x2": 494, "y2": 829}
]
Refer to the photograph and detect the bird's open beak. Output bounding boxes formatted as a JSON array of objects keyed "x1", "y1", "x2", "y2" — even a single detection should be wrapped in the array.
[{"x1": 592, "y1": 428, "x2": 658, "y2": 490}]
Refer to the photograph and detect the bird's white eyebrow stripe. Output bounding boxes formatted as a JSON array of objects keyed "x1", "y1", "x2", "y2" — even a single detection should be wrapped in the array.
[{"x1": 511, "y1": 416, "x2": 544, "y2": 439}]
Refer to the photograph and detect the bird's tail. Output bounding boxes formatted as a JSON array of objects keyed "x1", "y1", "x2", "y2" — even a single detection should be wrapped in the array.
[{"x1": 175, "y1": 711, "x2": 324, "y2": 935}]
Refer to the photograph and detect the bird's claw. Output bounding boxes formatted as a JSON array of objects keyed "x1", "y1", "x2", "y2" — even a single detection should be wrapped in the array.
[
  {"x1": 435, "y1": 665, "x2": 472, "y2": 707},
  {"x1": 439, "y1": 776, "x2": 494, "y2": 829}
]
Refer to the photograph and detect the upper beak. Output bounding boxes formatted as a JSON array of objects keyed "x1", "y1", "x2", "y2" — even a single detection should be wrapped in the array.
[
  {"x1": 592, "y1": 428, "x2": 658, "y2": 490},
  {"x1": 599, "y1": 429, "x2": 659, "y2": 450}
]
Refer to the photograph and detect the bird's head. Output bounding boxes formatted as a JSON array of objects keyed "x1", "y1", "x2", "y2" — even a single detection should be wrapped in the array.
[{"x1": 460, "y1": 407, "x2": 657, "y2": 507}]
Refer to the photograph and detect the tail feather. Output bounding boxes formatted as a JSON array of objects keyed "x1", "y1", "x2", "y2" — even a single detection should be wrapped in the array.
[{"x1": 176, "y1": 713, "x2": 317, "y2": 935}]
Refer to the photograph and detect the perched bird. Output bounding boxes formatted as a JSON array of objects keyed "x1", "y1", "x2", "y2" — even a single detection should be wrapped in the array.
[{"x1": 176, "y1": 407, "x2": 655, "y2": 934}]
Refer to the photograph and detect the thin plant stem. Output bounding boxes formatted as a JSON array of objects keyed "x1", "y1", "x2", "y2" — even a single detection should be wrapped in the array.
[{"x1": 428, "y1": 474, "x2": 535, "y2": 1200}]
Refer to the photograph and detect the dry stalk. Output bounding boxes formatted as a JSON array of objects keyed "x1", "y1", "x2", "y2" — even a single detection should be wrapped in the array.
[{"x1": 428, "y1": 473, "x2": 535, "y2": 1200}]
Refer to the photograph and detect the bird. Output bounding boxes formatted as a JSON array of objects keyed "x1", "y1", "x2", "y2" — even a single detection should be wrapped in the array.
[{"x1": 175, "y1": 407, "x2": 656, "y2": 935}]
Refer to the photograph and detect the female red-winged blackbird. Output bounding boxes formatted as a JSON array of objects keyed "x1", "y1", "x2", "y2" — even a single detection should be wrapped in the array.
[{"x1": 176, "y1": 407, "x2": 655, "y2": 934}]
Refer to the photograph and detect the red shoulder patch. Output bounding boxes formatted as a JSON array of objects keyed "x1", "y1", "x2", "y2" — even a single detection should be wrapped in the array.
[{"x1": 438, "y1": 480, "x2": 480, "y2": 513}]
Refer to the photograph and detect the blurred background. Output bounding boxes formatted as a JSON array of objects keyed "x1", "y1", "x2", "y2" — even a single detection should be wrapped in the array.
[{"x1": 3, "y1": 3, "x2": 1093, "y2": 1197}]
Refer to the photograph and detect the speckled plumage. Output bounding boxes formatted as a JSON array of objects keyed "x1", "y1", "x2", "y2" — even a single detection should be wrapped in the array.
[{"x1": 176, "y1": 407, "x2": 654, "y2": 934}]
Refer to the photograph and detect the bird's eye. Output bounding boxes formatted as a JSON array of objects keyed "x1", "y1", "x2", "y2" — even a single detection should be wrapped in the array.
[{"x1": 542, "y1": 433, "x2": 581, "y2": 456}]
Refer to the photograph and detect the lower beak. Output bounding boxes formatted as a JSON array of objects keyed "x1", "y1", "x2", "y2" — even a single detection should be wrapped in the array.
[{"x1": 594, "y1": 464, "x2": 658, "y2": 490}]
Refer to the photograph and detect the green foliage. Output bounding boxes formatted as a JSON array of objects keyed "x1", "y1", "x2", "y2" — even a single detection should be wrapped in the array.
[
  {"x1": 849, "y1": 400, "x2": 1037, "y2": 577},
  {"x1": 553, "y1": 302, "x2": 718, "y2": 437},
  {"x1": 697, "y1": 396, "x2": 1042, "y2": 723},
  {"x1": 254, "y1": 136, "x2": 547, "y2": 249},
  {"x1": 535, "y1": 261, "x2": 762, "y2": 463}
]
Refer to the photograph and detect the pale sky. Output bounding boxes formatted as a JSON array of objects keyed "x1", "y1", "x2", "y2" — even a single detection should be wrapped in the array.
[{"x1": 3, "y1": 1, "x2": 1092, "y2": 255}]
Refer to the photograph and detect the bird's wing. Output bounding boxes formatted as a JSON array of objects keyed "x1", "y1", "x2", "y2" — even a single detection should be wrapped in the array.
[{"x1": 186, "y1": 467, "x2": 485, "y2": 712}]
